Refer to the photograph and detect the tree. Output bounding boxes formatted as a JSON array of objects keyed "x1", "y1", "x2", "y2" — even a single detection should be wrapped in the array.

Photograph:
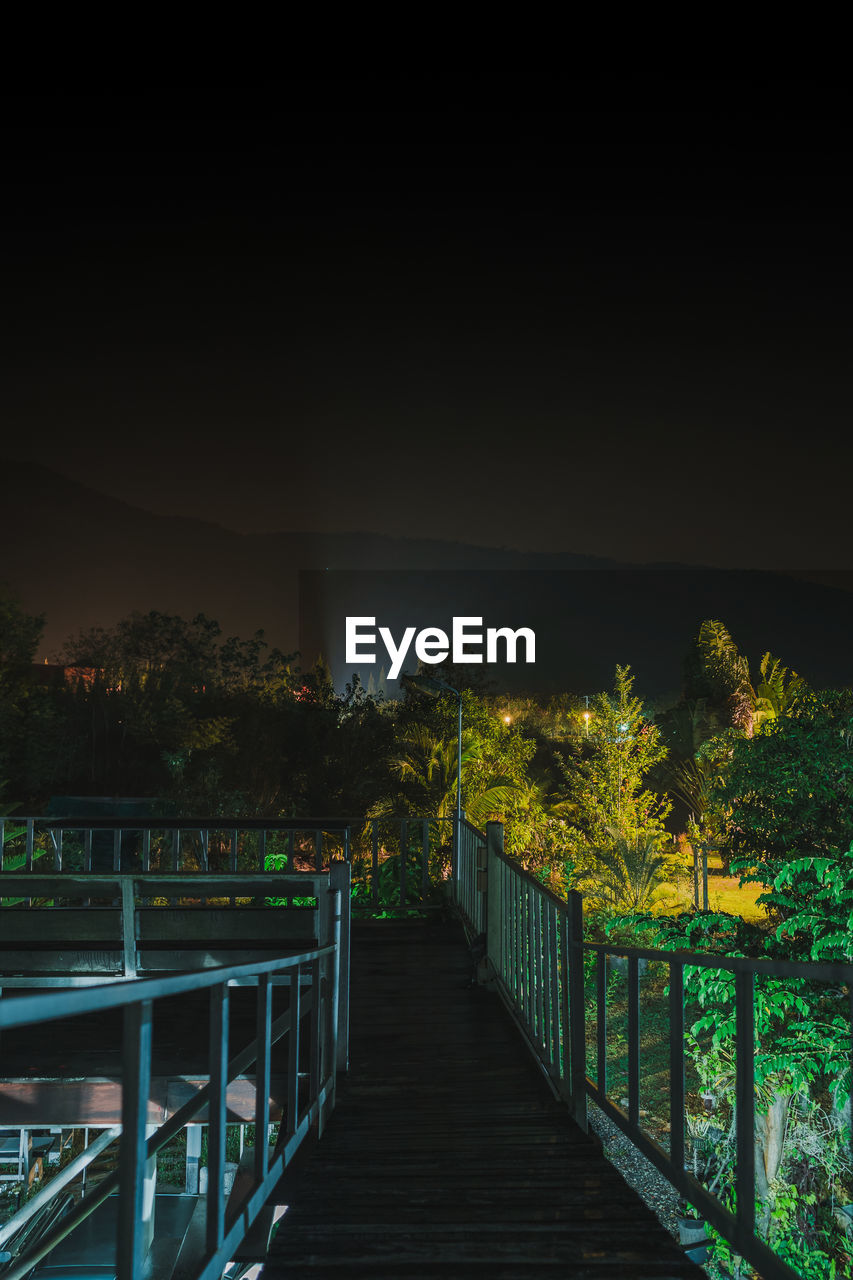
[
  {"x1": 0, "y1": 591, "x2": 56, "y2": 806},
  {"x1": 753, "y1": 651, "x2": 807, "y2": 730},
  {"x1": 560, "y1": 664, "x2": 671, "y2": 850},
  {"x1": 715, "y1": 688, "x2": 853, "y2": 960},
  {"x1": 653, "y1": 697, "x2": 717, "y2": 831},
  {"x1": 635, "y1": 909, "x2": 852, "y2": 1269},
  {"x1": 683, "y1": 619, "x2": 756, "y2": 735},
  {"x1": 385, "y1": 723, "x2": 520, "y2": 829},
  {"x1": 572, "y1": 828, "x2": 677, "y2": 913}
]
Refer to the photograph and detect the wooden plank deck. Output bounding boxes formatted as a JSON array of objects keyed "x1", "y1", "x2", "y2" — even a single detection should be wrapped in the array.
[{"x1": 264, "y1": 919, "x2": 704, "y2": 1279}]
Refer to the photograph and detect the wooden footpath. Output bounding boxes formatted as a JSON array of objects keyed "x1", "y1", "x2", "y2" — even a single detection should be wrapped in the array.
[{"x1": 264, "y1": 918, "x2": 704, "y2": 1279}]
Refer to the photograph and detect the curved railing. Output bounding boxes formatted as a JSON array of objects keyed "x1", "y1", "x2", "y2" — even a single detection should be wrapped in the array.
[{"x1": 0, "y1": 876, "x2": 347, "y2": 1280}]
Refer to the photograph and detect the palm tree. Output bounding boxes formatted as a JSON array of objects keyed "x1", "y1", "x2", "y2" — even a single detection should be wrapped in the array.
[
  {"x1": 388, "y1": 725, "x2": 519, "y2": 828},
  {"x1": 684, "y1": 620, "x2": 756, "y2": 735},
  {"x1": 654, "y1": 698, "x2": 716, "y2": 828},
  {"x1": 753, "y1": 652, "x2": 807, "y2": 729},
  {"x1": 573, "y1": 828, "x2": 675, "y2": 914}
]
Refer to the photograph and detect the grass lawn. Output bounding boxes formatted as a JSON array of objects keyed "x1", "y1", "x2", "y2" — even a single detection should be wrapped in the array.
[
  {"x1": 583, "y1": 853, "x2": 771, "y2": 1154},
  {"x1": 651, "y1": 852, "x2": 769, "y2": 924}
]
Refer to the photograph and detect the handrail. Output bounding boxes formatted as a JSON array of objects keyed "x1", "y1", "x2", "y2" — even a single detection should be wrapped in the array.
[
  {"x1": 0, "y1": 815, "x2": 460, "y2": 914},
  {"x1": 454, "y1": 823, "x2": 853, "y2": 1280},
  {"x1": 0, "y1": 863, "x2": 350, "y2": 1280}
]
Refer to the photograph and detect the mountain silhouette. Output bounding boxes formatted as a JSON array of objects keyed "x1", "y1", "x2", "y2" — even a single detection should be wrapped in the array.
[{"x1": 3, "y1": 460, "x2": 852, "y2": 695}]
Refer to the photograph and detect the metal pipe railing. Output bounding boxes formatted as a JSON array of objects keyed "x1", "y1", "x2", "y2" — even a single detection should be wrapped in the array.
[
  {"x1": 0, "y1": 816, "x2": 456, "y2": 914},
  {"x1": 453, "y1": 824, "x2": 853, "y2": 1280},
  {"x1": 0, "y1": 869, "x2": 349, "y2": 1280}
]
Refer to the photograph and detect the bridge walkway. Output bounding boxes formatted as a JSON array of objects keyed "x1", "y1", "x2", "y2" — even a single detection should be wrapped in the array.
[{"x1": 263, "y1": 918, "x2": 703, "y2": 1279}]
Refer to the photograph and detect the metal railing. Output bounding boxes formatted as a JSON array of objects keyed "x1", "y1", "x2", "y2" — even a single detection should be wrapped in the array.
[
  {"x1": 0, "y1": 871, "x2": 348, "y2": 1280},
  {"x1": 453, "y1": 818, "x2": 487, "y2": 935},
  {"x1": 0, "y1": 815, "x2": 460, "y2": 914},
  {"x1": 457, "y1": 823, "x2": 853, "y2": 1280},
  {"x1": 0, "y1": 817, "x2": 355, "y2": 877}
]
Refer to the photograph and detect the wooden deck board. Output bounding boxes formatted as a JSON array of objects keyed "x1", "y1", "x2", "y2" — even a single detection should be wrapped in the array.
[{"x1": 264, "y1": 919, "x2": 703, "y2": 1279}]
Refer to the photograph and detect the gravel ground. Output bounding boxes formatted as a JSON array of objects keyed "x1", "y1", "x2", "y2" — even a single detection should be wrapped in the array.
[{"x1": 587, "y1": 1102, "x2": 689, "y2": 1245}]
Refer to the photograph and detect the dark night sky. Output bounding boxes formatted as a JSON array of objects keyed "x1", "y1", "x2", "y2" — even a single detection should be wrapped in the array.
[{"x1": 2, "y1": 85, "x2": 851, "y2": 570}]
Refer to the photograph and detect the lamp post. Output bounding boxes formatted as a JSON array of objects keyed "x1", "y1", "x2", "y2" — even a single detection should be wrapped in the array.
[{"x1": 401, "y1": 673, "x2": 463, "y2": 888}]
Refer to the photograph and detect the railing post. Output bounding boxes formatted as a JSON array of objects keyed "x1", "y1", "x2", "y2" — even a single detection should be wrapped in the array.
[
  {"x1": 330, "y1": 858, "x2": 351, "y2": 1073},
  {"x1": 206, "y1": 984, "x2": 229, "y2": 1255},
  {"x1": 121, "y1": 878, "x2": 137, "y2": 979},
  {"x1": 118, "y1": 999, "x2": 153, "y2": 1280},
  {"x1": 669, "y1": 960, "x2": 685, "y2": 1177},
  {"x1": 483, "y1": 821, "x2": 503, "y2": 982},
  {"x1": 566, "y1": 889, "x2": 588, "y2": 1132},
  {"x1": 735, "y1": 967, "x2": 756, "y2": 1247},
  {"x1": 254, "y1": 974, "x2": 272, "y2": 1186}
]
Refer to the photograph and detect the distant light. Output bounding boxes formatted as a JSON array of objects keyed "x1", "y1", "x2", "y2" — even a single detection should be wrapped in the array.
[{"x1": 503, "y1": 714, "x2": 512, "y2": 725}]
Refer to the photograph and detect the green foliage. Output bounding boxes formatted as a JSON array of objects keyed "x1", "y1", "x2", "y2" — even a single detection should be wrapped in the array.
[
  {"x1": 753, "y1": 651, "x2": 808, "y2": 729},
  {"x1": 683, "y1": 619, "x2": 756, "y2": 734},
  {"x1": 630, "y1": 908, "x2": 853, "y2": 1274},
  {"x1": 383, "y1": 686, "x2": 538, "y2": 838},
  {"x1": 559, "y1": 664, "x2": 671, "y2": 850},
  {"x1": 572, "y1": 828, "x2": 679, "y2": 914},
  {"x1": 716, "y1": 689, "x2": 853, "y2": 958}
]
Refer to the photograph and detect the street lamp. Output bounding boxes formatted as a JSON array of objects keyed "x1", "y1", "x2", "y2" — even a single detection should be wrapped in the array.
[{"x1": 401, "y1": 673, "x2": 463, "y2": 887}]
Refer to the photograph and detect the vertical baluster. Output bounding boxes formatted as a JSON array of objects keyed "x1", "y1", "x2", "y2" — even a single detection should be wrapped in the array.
[
  {"x1": 519, "y1": 883, "x2": 527, "y2": 1023},
  {"x1": 287, "y1": 965, "x2": 301, "y2": 1140},
  {"x1": 83, "y1": 828, "x2": 93, "y2": 907},
  {"x1": 567, "y1": 892, "x2": 586, "y2": 1122},
  {"x1": 254, "y1": 973, "x2": 272, "y2": 1185},
  {"x1": 525, "y1": 883, "x2": 534, "y2": 1031},
  {"x1": 537, "y1": 895, "x2": 547, "y2": 1050},
  {"x1": 399, "y1": 818, "x2": 407, "y2": 909},
  {"x1": 628, "y1": 954, "x2": 640, "y2": 1127},
  {"x1": 849, "y1": 985, "x2": 853, "y2": 1173},
  {"x1": 512, "y1": 868, "x2": 519, "y2": 999},
  {"x1": 540, "y1": 896, "x2": 551, "y2": 1063},
  {"x1": 421, "y1": 819, "x2": 430, "y2": 899},
  {"x1": 142, "y1": 830, "x2": 151, "y2": 874},
  {"x1": 533, "y1": 891, "x2": 544, "y2": 1045},
  {"x1": 230, "y1": 829, "x2": 238, "y2": 907},
  {"x1": 506, "y1": 869, "x2": 513, "y2": 999},
  {"x1": 24, "y1": 818, "x2": 34, "y2": 907},
  {"x1": 314, "y1": 829, "x2": 322, "y2": 872},
  {"x1": 207, "y1": 984, "x2": 229, "y2": 1253},
  {"x1": 309, "y1": 956, "x2": 321, "y2": 1116},
  {"x1": 113, "y1": 829, "x2": 121, "y2": 873},
  {"x1": 259, "y1": 828, "x2": 267, "y2": 873},
  {"x1": 286, "y1": 829, "x2": 294, "y2": 873},
  {"x1": 199, "y1": 828, "x2": 209, "y2": 872},
  {"x1": 54, "y1": 828, "x2": 63, "y2": 872},
  {"x1": 735, "y1": 967, "x2": 756, "y2": 1243},
  {"x1": 118, "y1": 999, "x2": 153, "y2": 1280},
  {"x1": 669, "y1": 961, "x2": 685, "y2": 1174},
  {"x1": 371, "y1": 823, "x2": 379, "y2": 909},
  {"x1": 0, "y1": 816, "x2": 5, "y2": 870},
  {"x1": 549, "y1": 902, "x2": 560, "y2": 1075},
  {"x1": 596, "y1": 951, "x2": 607, "y2": 1095},
  {"x1": 169, "y1": 831, "x2": 179, "y2": 906}
]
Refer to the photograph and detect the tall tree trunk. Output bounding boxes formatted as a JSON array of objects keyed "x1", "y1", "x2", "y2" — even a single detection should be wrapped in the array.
[{"x1": 754, "y1": 1091, "x2": 789, "y2": 1237}]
